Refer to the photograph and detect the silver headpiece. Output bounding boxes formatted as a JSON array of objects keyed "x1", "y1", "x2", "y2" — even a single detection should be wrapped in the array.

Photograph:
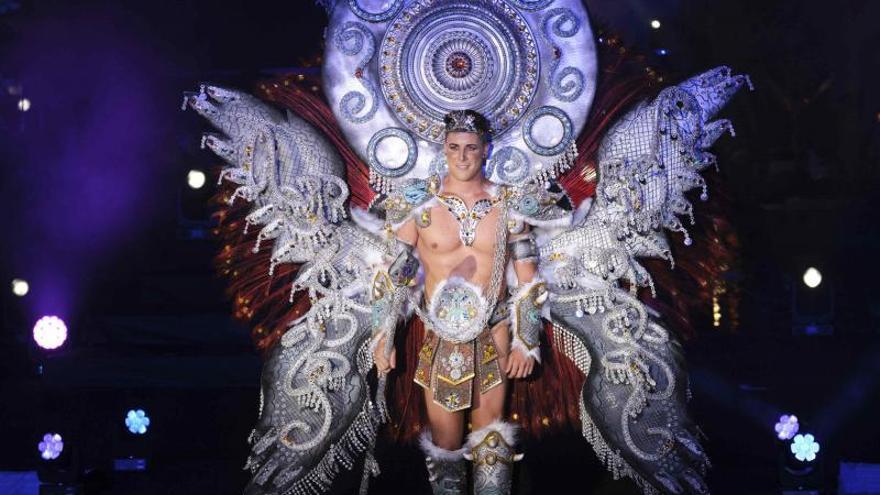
[{"x1": 443, "y1": 109, "x2": 491, "y2": 141}]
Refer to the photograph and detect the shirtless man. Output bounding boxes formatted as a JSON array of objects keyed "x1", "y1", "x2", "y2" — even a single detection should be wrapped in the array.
[{"x1": 371, "y1": 109, "x2": 545, "y2": 494}]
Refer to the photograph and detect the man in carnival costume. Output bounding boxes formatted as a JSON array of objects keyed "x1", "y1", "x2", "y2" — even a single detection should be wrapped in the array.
[
  {"x1": 186, "y1": 1, "x2": 750, "y2": 493},
  {"x1": 372, "y1": 108, "x2": 542, "y2": 493}
]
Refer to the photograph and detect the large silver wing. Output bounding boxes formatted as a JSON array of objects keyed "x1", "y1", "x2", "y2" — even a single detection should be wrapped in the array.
[
  {"x1": 540, "y1": 67, "x2": 751, "y2": 494},
  {"x1": 186, "y1": 86, "x2": 395, "y2": 495}
]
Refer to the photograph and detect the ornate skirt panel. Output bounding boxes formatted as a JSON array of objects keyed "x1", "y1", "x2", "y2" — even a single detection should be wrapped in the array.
[{"x1": 414, "y1": 326, "x2": 504, "y2": 413}]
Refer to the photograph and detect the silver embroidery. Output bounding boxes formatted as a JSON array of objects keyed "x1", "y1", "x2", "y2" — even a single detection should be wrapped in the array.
[{"x1": 436, "y1": 194, "x2": 496, "y2": 246}]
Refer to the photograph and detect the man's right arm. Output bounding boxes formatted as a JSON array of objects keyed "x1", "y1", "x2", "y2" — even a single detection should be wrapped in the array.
[{"x1": 372, "y1": 218, "x2": 420, "y2": 372}]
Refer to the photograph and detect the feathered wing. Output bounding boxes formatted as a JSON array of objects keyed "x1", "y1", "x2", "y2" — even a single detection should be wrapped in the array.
[
  {"x1": 539, "y1": 67, "x2": 751, "y2": 494},
  {"x1": 186, "y1": 86, "x2": 398, "y2": 494}
]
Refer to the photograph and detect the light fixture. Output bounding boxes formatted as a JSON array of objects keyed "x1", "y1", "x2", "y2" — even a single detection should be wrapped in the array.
[
  {"x1": 18, "y1": 98, "x2": 31, "y2": 112},
  {"x1": 187, "y1": 169, "x2": 206, "y2": 190},
  {"x1": 11, "y1": 278, "x2": 29, "y2": 297},
  {"x1": 650, "y1": 19, "x2": 661, "y2": 29},
  {"x1": 38, "y1": 433, "x2": 64, "y2": 461},
  {"x1": 33, "y1": 316, "x2": 67, "y2": 350},
  {"x1": 803, "y1": 267, "x2": 822, "y2": 288},
  {"x1": 774, "y1": 414, "x2": 799, "y2": 440},
  {"x1": 125, "y1": 409, "x2": 151, "y2": 435},
  {"x1": 791, "y1": 433, "x2": 820, "y2": 462}
]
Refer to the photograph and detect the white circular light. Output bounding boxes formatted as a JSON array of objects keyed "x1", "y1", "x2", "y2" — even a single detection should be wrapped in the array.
[
  {"x1": 187, "y1": 169, "x2": 206, "y2": 190},
  {"x1": 11, "y1": 278, "x2": 29, "y2": 297},
  {"x1": 650, "y1": 19, "x2": 661, "y2": 29},
  {"x1": 33, "y1": 316, "x2": 68, "y2": 350},
  {"x1": 17, "y1": 98, "x2": 31, "y2": 112},
  {"x1": 803, "y1": 267, "x2": 822, "y2": 288}
]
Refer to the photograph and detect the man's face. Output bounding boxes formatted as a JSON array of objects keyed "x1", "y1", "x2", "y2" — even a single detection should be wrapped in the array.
[{"x1": 444, "y1": 131, "x2": 488, "y2": 182}]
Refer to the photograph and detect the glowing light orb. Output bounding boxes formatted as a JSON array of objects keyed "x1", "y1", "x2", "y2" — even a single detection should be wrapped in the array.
[
  {"x1": 650, "y1": 19, "x2": 661, "y2": 29},
  {"x1": 125, "y1": 409, "x2": 151, "y2": 435},
  {"x1": 791, "y1": 433, "x2": 820, "y2": 462},
  {"x1": 187, "y1": 169, "x2": 206, "y2": 190},
  {"x1": 33, "y1": 316, "x2": 67, "y2": 350},
  {"x1": 18, "y1": 98, "x2": 31, "y2": 112},
  {"x1": 11, "y1": 278, "x2": 29, "y2": 297},
  {"x1": 803, "y1": 267, "x2": 822, "y2": 288},
  {"x1": 38, "y1": 433, "x2": 63, "y2": 460},
  {"x1": 774, "y1": 414, "x2": 799, "y2": 440}
]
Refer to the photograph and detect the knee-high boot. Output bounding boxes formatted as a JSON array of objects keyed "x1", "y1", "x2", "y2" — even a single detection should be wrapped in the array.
[
  {"x1": 464, "y1": 421, "x2": 523, "y2": 495},
  {"x1": 419, "y1": 430, "x2": 468, "y2": 495}
]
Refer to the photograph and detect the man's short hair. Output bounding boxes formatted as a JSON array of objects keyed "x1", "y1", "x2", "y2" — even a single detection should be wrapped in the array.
[{"x1": 443, "y1": 109, "x2": 491, "y2": 142}]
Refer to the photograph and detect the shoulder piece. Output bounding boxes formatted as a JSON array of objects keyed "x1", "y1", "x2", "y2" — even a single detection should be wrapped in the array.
[
  {"x1": 374, "y1": 174, "x2": 441, "y2": 231},
  {"x1": 504, "y1": 180, "x2": 572, "y2": 230}
]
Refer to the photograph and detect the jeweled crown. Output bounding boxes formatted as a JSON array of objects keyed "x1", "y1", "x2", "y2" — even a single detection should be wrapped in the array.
[{"x1": 443, "y1": 109, "x2": 491, "y2": 140}]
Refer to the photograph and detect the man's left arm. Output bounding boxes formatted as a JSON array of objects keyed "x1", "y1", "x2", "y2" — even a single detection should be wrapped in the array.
[{"x1": 505, "y1": 228, "x2": 547, "y2": 379}]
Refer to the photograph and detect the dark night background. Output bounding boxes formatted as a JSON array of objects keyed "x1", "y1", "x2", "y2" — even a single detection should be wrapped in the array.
[{"x1": 0, "y1": 1, "x2": 878, "y2": 494}]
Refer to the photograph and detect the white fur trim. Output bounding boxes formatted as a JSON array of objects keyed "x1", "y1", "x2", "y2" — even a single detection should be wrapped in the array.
[
  {"x1": 350, "y1": 207, "x2": 384, "y2": 235},
  {"x1": 511, "y1": 339, "x2": 542, "y2": 362},
  {"x1": 509, "y1": 210, "x2": 572, "y2": 229},
  {"x1": 465, "y1": 420, "x2": 519, "y2": 449},
  {"x1": 419, "y1": 430, "x2": 466, "y2": 460}
]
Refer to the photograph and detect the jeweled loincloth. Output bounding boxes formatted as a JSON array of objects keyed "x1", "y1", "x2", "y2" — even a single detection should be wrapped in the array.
[
  {"x1": 414, "y1": 326, "x2": 505, "y2": 412},
  {"x1": 412, "y1": 276, "x2": 511, "y2": 413}
]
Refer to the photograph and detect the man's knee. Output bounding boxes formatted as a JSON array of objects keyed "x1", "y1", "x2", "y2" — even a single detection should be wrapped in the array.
[{"x1": 431, "y1": 429, "x2": 464, "y2": 450}]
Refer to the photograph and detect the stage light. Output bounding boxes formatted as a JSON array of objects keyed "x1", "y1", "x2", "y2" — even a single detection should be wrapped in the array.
[
  {"x1": 187, "y1": 169, "x2": 206, "y2": 190},
  {"x1": 650, "y1": 19, "x2": 661, "y2": 29},
  {"x1": 33, "y1": 316, "x2": 67, "y2": 350},
  {"x1": 125, "y1": 409, "x2": 150, "y2": 435},
  {"x1": 11, "y1": 278, "x2": 29, "y2": 297},
  {"x1": 803, "y1": 267, "x2": 822, "y2": 288},
  {"x1": 656, "y1": 48, "x2": 668, "y2": 56},
  {"x1": 17, "y1": 97, "x2": 31, "y2": 112},
  {"x1": 38, "y1": 433, "x2": 64, "y2": 461},
  {"x1": 791, "y1": 433, "x2": 820, "y2": 462},
  {"x1": 775, "y1": 414, "x2": 799, "y2": 440}
]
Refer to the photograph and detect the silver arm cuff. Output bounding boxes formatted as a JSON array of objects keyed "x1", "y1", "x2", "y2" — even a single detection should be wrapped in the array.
[
  {"x1": 388, "y1": 242, "x2": 419, "y2": 287},
  {"x1": 508, "y1": 232, "x2": 538, "y2": 262},
  {"x1": 508, "y1": 277, "x2": 547, "y2": 362}
]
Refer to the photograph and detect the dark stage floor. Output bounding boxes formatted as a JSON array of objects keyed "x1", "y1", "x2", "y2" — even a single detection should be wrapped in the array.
[{"x1": 6, "y1": 328, "x2": 870, "y2": 494}]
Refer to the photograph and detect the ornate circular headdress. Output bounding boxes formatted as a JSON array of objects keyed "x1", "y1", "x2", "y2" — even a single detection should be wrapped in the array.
[{"x1": 322, "y1": 0, "x2": 597, "y2": 192}]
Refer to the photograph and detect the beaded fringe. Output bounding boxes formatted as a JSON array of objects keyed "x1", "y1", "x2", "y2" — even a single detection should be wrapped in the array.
[
  {"x1": 553, "y1": 323, "x2": 660, "y2": 495},
  {"x1": 280, "y1": 397, "x2": 381, "y2": 495}
]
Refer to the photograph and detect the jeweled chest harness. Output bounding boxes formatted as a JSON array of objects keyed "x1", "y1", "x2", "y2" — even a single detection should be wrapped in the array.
[{"x1": 435, "y1": 193, "x2": 500, "y2": 246}]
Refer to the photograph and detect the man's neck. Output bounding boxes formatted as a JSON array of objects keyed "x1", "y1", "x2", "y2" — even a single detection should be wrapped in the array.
[{"x1": 441, "y1": 174, "x2": 488, "y2": 197}]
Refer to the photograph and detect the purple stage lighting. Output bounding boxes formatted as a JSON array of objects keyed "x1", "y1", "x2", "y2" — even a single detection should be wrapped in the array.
[
  {"x1": 38, "y1": 433, "x2": 64, "y2": 460},
  {"x1": 775, "y1": 414, "x2": 800, "y2": 440},
  {"x1": 33, "y1": 315, "x2": 67, "y2": 350}
]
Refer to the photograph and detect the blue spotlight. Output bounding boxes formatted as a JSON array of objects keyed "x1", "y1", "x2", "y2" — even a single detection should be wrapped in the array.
[
  {"x1": 125, "y1": 409, "x2": 150, "y2": 435},
  {"x1": 656, "y1": 48, "x2": 668, "y2": 56},
  {"x1": 791, "y1": 433, "x2": 820, "y2": 462}
]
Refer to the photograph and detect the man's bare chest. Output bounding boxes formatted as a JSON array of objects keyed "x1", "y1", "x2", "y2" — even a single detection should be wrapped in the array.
[{"x1": 418, "y1": 202, "x2": 501, "y2": 256}]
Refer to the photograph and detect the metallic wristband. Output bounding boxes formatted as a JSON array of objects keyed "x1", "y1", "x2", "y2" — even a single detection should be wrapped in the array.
[
  {"x1": 389, "y1": 243, "x2": 419, "y2": 287},
  {"x1": 509, "y1": 233, "x2": 538, "y2": 261}
]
